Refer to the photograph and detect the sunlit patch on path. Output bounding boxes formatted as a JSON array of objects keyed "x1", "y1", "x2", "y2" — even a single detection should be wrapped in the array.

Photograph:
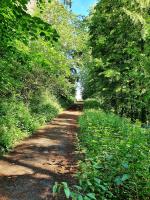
[{"x1": 0, "y1": 106, "x2": 82, "y2": 200}]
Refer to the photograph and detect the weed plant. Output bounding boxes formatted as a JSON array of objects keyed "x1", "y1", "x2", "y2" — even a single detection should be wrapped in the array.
[{"x1": 53, "y1": 99, "x2": 150, "y2": 200}]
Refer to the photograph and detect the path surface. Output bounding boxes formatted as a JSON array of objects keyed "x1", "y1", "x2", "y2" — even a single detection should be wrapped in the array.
[{"x1": 0, "y1": 106, "x2": 82, "y2": 200}]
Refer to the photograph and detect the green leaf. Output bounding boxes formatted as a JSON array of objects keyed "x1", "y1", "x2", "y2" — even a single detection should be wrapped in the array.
[
  {"x1": 122, "y1": 162, "x2": 129, "y2": 169},
  {"x1": 114, "y1": 176, "x2": 122, "y2": 186},
  {"x1": 115, "y1": 174, "x2": 130, "y2": 186},
  {"x1": 52, "y1": 182, "x2": 58, "y2": 195},
  {"x1": 84, "y1": 197, "x2": 91, "y2": 200},
  {"x1": 64, "y1": 187, "x2": 70, "y2": 199},
  {"x1": 87, "y1": 180, "x2": 92, "y2": 186},
  {"x1": 74, "y1": 185, "x2": 82, "y2": 190},
  {"x1": 99, "y1": 185, "x2": 107, "y2": 191},
  {"x1": 87, "y1": 193, "x2": 96, "y2": 200},
  {"x1": 78, "y1": 194, "x2": 83, "y2": 200},
  {"x1": 122, "y1": 174, "x2": 130, "y2": 182},
  {"x1": 94, "y1": 178, "x2": 101, "y2": 184},
  {"x1": 62, "y1": 182, "x2": 68, "y2": 188}
]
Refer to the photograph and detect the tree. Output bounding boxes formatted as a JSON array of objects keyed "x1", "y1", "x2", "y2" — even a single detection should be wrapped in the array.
[
  {"x1": 0, "y1": 0, "x2": 78, "y2": 151},
  {"x1": 82, "y1": 0, "x2": 150, "y2": 122}
]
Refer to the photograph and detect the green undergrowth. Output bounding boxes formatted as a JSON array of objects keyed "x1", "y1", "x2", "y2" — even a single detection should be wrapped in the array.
[
  {"x1": 53, "y1": 99, "x2": 150, "y2": 199},
  {"x1": 0, "y1": 90, "x2": 71, "y2": 153}
]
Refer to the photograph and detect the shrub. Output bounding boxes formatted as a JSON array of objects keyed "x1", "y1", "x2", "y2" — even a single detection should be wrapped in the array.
[
  {"x1": 84, "y1": 98, "x2": 102, "y2": 110},
  {"x1": 30, "y1": 90, "x2": 62, "y2": 122},
  {"x1": 0, "y1": 90, "x2": 64, "y2": 152},
  {"x1": 76, "y1": 101, "x2": 150, "y2": 199},
  {"x1": 0, "y1": 99, "x2": 39, "y2": 151}
]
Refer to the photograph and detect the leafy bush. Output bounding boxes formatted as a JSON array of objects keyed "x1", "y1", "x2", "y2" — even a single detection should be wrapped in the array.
[
  {"x1": 0, "y1": 91, "x2": 63, "y2": 152},
  {"x1": 83, "y1": 98, "x2": 102, "y2": 110},
  {"x1": 30, "y1": 90, "x2": 62, "y2": 122},
  {"x1": 76, "y1": 100, "x2": 150, "y2": 199},
  {"x1": 0, "y1": 126, "x2": 27, "y2": 151},
  {"x1": 0, "y1": 99, "x2": 36, "y2": 150}
]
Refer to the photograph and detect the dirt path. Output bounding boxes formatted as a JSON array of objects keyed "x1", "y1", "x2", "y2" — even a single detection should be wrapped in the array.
[{"x1": 0, "y1": 105, "x2": 82, "y2": 200}]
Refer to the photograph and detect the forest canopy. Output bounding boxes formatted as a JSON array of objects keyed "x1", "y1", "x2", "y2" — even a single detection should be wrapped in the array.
[{"x1": 82, "y1": 0, "x2": 150, "y2": 122}]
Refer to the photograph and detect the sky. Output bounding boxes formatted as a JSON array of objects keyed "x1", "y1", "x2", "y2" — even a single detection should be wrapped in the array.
[
  {"x1": 64, "y1": 0, "x2": 97, "y2": 16},
  {"x1": 72, "y1": 0, "x2": 97, "y2": 15}
]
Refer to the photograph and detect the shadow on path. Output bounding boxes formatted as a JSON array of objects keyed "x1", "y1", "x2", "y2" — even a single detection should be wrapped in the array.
[{"x1": 0, "y1": 105, "x2": 82, "y2": 200}]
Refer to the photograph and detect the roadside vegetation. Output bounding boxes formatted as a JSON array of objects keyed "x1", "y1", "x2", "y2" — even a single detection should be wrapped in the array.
[
  {"x1": 0, "y1": 0, "x2": 86, "y2": 153},
  {"x1": 53, "y1": 0, "x2": 150, "y2": 199},
  {"x1": 77, "y1": 99, "x2": 149, "y2": 199},
  {"x1": 54, "y1": 99, "x2": 149, "y2": 200}
]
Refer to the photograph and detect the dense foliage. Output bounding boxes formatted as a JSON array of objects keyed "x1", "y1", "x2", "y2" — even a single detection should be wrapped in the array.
[
  {"x1": 0, "y1": 0, "x2": 83, "y2": 152},
  {"x1": 82, "y1": 0, "x2": 150, "y2": 122},
  {"x1": 50, "y1": 1, "x2": 150, "y2": 199},
  {"x1": 77, "y1": 99, "x2": 149, "y2": 199},
  {"x1": 1, "y1": 1, "x2": 149, "y2": 199},
  {"x1": 55, "y1": 99, "x2": 149, "y2": 199}
]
